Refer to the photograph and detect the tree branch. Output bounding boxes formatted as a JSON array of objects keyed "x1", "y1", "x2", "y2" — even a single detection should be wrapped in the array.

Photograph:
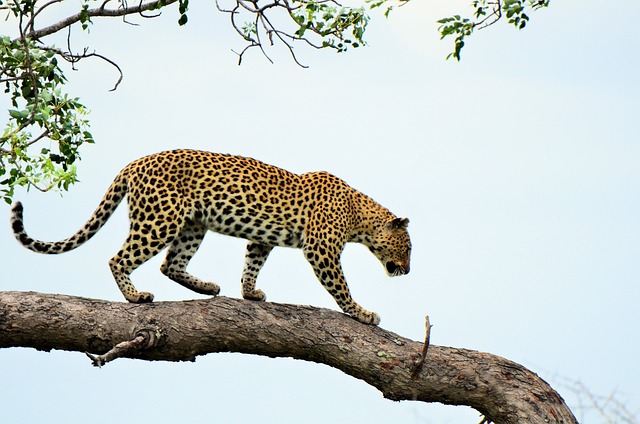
[
  {"x1": 0, "y1": 291, "x2": 577, "y2": 424},
  {"x1": 24, "y1": 0, "x2": 180, "y2": 41}
]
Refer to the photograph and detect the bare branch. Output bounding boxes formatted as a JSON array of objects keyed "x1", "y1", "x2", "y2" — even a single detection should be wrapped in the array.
[
  {"x1": 85, "y1": 335, "x2": 146, "y2": 367},
  {"x1": 554, "y1": 376, "x2": 639, "y2": 423},
  {"x1": 260, "y1": 14, "x2": 310, "y2": 67},
  {"x1": 85, "y1": 329, "x2": 159, "y2": 367},
  {"x1": 410, "y1": 315, "x2": 431, "y2": 378},
  {"x1": 38, "y1": 46, "x2": 124, "y2": 91},
  {"x1": 0, "y1": 76, "x2": 27, "y2": 83},
  {"x1": 216, "y1": 0, "x2": 334, "y2": 67},
  {"x1": 31, "y1": 0, "x2": 64, "y2": 29},
  {"x1": 26, "y1": 128, "x2": 50, "y2": 147}
]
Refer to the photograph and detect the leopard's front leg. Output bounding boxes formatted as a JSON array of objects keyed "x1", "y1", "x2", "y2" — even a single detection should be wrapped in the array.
[
  {"x1": 241, "y1": 242, "x2": 274, "y2": 301},
  {"x1": 303, "y1": 243, "x2": 380, "y2": 325}
]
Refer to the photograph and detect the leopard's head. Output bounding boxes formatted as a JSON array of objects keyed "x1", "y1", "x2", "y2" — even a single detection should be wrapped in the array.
[{"x1": 369, "y1": 217, "x2": 411, "y2": 277}]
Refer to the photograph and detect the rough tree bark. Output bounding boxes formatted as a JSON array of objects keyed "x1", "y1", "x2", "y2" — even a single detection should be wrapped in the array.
[{"x1": 0, "y1": 291, "x2": 577, "y2": 424}]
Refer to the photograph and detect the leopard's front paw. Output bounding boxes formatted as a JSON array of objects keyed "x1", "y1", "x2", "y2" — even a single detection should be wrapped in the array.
[
  {"x1": 243, "y1": 289, "x2": 266, "y2": 302},
  {"x1": 129, "y1": 291, "x2": 154, "y2": 303}
]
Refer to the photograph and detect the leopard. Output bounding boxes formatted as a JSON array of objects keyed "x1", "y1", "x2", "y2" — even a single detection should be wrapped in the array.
[{"x1": 10, "y1": 149, "x2": 411, "y2": 325}]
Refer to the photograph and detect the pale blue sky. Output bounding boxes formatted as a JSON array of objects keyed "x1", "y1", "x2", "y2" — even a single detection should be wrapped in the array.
[{"x1": 2, "y1": 1, "x2": 639, "y2": 422}]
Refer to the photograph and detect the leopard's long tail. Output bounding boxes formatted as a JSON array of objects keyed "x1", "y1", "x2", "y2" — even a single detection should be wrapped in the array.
[{"x1": 10, "y1": 168, "x2": 130, "y2": 254}]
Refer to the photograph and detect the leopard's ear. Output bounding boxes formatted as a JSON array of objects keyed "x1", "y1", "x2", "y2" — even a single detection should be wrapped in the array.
[{"x1": 388, "y1": 217, "x2": 409, "y2": 230}]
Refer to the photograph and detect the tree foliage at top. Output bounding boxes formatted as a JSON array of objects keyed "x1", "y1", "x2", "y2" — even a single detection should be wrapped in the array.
[{"x1": 0, "y1": 0, "x2": 548, "y2": 203}]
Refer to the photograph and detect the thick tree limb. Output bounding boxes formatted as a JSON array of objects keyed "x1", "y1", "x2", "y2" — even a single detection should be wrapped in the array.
[{"x1": 0, "y1": 291, "x2": 577, "y2": 424}]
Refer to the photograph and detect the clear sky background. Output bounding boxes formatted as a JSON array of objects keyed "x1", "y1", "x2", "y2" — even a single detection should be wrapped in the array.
[{"x1": 1, "y1": 1, "x2": 639, "y2": 422}]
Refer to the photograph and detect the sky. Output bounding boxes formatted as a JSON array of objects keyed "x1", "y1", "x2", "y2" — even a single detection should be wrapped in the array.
[{"x1": 1, "y1": 0, "x2": 639, "y2": 422}]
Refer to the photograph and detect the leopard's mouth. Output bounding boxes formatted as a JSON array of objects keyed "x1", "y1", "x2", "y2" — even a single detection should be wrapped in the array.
[{"x1": 386, "y1": 261, "x2": 408, "y2": 277}]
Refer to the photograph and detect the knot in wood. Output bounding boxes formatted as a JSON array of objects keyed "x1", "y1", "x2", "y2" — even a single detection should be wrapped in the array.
[{"x1": 134, "y1": 328, "x2": 161, "y2": 349}]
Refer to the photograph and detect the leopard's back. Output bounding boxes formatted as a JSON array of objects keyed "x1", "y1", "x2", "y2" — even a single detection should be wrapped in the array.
[{"x1": 124, "y1": 150, "x2": 316, "y2": 247}]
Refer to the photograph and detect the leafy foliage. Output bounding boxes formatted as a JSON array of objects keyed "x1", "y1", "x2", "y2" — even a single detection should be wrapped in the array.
[
  {"x1": 178, "y1": 0, "x2": 189, "y2": 26},
  {"x1": 438, "y1": 0, "x2": 549, "y2": 60},
  {"x1": 0, "y1": 36, "x2": 93, "y2": 204},
  {"x1": 293, "y1": 1, "x2": 369, "y2": 52}
]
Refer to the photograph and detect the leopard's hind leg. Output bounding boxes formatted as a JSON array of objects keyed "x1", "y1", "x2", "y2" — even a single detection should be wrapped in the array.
[
  {"x1": 109, "y1": 197, "x2": 181, "y2": 303},
  {"x1": 160, "y1": 219, "x2": 220, "y2": 296},
  {"x1": 109, "y1": 232, "x2": 171, "y2": 303}
]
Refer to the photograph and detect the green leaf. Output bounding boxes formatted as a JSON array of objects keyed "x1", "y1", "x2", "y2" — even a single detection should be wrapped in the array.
[{"x1": 9, "y1": 109, "x2": 28, "y2": 119}]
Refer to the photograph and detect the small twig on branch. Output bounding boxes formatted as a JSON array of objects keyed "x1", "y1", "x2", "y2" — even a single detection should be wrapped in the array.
[
  {"x1": 39, "y1": 46, "x2": 124, "y2": 91},
  {"x1": 85, "y1": 329, "x2": 160, "y2": 367},
  {"x1": 411, "y1": 315, "x2": 432, "y2": 378},
  {"x1": 138, "y1": 0, "x2": 162, "y2": 19},
  {"x1": 474, "y1": 2, "x2": 502, "y2": 31},
  {"x1": 0, "y1": 76, "x2": 27, "y2": 83},
  {"x1": 99, "y1": 0, "x2": 113, "y2": 12},
  {"x1": 26, "y1": 129, "x2": 50, "y2": 147},
  {"x1": 30, "y1": 0, "x2": 64, "y2": 30},
  {"x1": 219, "y1": 0, "x2": 317, "y2": 67},
  {"x1": 90, "y1": 52, "x2": 124, "y2": 91}
]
